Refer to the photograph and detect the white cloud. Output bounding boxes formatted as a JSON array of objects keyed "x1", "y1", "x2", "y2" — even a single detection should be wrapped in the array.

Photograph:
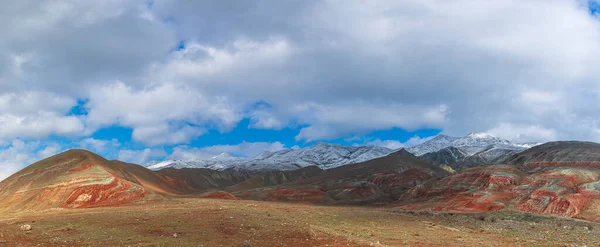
[
  {"x1": 0, "y1": 92, "x2": 84, "y2": 140},
  {"x1": 249, "y1": 108, "x2": 285, "y2": 130},
  {"x1": 118, "y1": 148, "x2": 167, "y2": 165},
  {"x1": 294, "y1": 103, "x2": 449, "y2": 141},
  {"x1": 132, "y1": 125, "x2": 205, "y2": 146},
  {"x1": 168, "y1": 141, "x2": 286, "y2": 160},
  {"x1": 0, "y1": 140, "x2": 63, "y2": 180},
  {"x1": 85, "y1": 82, "x2": 240, "y2": 145},
  {"x1": 153, "y1": 38, "x2": 292, "y2": 79},
  {"x1": 77, "y1": 138, "x2": 121, "y2": 153},
  {"x1": 0, "y1": 0, "x2": 600, "y2": 156},
  {"x1": 487, "y1": 123, "x2": 558, "y2": 143}
]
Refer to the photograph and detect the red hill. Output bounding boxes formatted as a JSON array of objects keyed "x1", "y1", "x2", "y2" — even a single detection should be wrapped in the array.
[
  {"x1": 0, "y1": 149, "x2": 184, "y2": 211},
  {"x1": 399, "y1": 142, "x2": 600, "y2": 222}
]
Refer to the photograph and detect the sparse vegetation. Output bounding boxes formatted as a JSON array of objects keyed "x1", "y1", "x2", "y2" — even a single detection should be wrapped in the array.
[{"x1": 1, "y1": 199, "x2": 598, "y2": 246}]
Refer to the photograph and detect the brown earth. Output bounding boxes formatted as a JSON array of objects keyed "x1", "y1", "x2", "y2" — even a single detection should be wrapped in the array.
[
  {"x1": 1, "y1": 198, "x2": 599, "y2": 246},
  {"x1": 200, "y1": 191, "x2": 239, "y2": 200}
]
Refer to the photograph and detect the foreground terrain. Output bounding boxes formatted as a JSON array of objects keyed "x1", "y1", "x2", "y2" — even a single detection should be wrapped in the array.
[{"x1": 0, "y1": 198, "x2": 599, "y2": 246}]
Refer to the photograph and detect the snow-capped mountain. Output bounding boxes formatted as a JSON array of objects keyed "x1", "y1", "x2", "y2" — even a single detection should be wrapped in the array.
[
  {"x1": 406, "y1": 135, "x2": 459, "y2": 156},
  {"x1": 146, "y1": 133, "x2": 540, "y2": 172},
  {"x1": 145, "y1": 152, "x2": 247, "y2": 170},
  {"x1": 408, "y1": 132, "x2": 532, "y2": 156},
  {"x1": 409, "y1": 132, "x2": 541, "y2": 170},
  {"x1": 240, "y1": 142, "x2": 392, "y2": 170},
  {"x1": 144, "y1": 143, "x2": 392, "y2": 171},
  {"x1": 448, "y1": 132, "x2": 513, "y2": 155}
]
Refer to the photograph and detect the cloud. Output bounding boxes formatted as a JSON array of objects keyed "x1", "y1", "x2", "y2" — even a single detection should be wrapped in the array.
[
  {"x1": 85, "y1": 82, "x2": 240, "y2": 145},
  {"x1": 77, "y1": 138, "x2": 121, "y2": 153},
  {"x1": 118, "y1": 148, "x2": 167, "y2": 165},
  {"x1": 0, "y1": 140, "x2": 63, "y2": 180},
  {"x1": 0, "y1": 0, "x2": 599, "y2": 154},
  {"x1": 294, "y1": 103, "x2": 449, "y2": 141},
  {"x1": 0, "y1": 0, "x2": 175, "y2": 94},
  {"x1": 132, "y1": 125, "x2": 205, "y2": 146},
  {"x1": 0, "y1": 92, "x2": 84, "y2": 140},
  {"x1": 168, "y1": 141, "x2": 286, "y2": 160},
  {"x1": 487, "y1": 123, "x2": 558, "y2": 143},
  {"x1": 144, "y1": 0, "x2": 600, "y2": 143}
]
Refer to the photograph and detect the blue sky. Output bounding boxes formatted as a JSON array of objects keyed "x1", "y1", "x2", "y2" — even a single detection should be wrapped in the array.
[
  {"x1": 0, "y1": 0, "x2": 599, "y2": 179},
  {"x1": 87, "y1": 119, "x2": 441, "y2": 160}
]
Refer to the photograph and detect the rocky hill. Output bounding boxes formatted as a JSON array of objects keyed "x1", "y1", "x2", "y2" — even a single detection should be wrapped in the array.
[
  {"x1": 410, "y1": 132, "x2": 538, "y2": 170},
  {"x1": 232, "y1": 149, "x2": 449, "y2": 203},
  {"x1": 398, "y1": 141, "x2": 600, "y2": 222},
  {"x1": 0, "y1": 149, "x2": 178, "y2": 211}
]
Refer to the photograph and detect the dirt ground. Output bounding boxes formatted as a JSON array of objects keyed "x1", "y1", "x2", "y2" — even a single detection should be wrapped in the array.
[{"x1": 0, "y1": 198, "x2": 598, "y2": 246}]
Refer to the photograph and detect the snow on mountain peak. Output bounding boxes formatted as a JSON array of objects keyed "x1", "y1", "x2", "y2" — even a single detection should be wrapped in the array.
[
  {"x1": 406, "y1": 134, "x2": 459, "y2": 156},
  {"x1": 407, "y1": 132, "x2": 521, "y2": 156},
  {"x1": 465, "y1": 132, "x2": 496, "y2": 139},
  {"x1": 145, "y1": 143, "x2": 393, "y2": 171},
  {"x1": 144, "y1": 133, "x2": 542, "y2": 172}
]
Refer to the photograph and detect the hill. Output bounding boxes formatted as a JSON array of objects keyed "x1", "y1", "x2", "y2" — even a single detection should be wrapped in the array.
[
  {"x1": 0, "y1": 149, "x2": 179, "y2": 211},
  {"x1": 232, "y1": 149, "x2": 449, "y2": 203},
  {"x1": 411, "y1": 133, "x2": 538, "y2": 171},
  {"x1": 398, "y1": 141, "x2": 600, "y2": 222},
  {"x1": 0, "y1": 148, "x2": 447, "y2": 211},
  {"x1": 502, "y1": 141, "x2": 600, "y2": 168}
]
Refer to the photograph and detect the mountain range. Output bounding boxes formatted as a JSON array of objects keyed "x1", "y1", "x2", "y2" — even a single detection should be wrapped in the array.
[
  {"x1": 146, "y1": 142, "x2": 393, "y2": 171},
  {"x1": 406, "y1": 132, "x2": 540, "y2": 171},
  {"x1": 145, "y1": 132, "x2": 538, "y2": 172},
  {"x1": 5, "y1": 138, "x2": 600, "y2": 223}
]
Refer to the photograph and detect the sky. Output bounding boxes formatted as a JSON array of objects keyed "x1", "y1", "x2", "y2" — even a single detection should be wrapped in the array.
[{"x1": 0, "y1": 0, "x2": 600, "y2": 179}]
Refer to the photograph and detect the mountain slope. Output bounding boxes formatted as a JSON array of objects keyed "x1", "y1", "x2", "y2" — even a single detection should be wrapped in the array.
[
  {"x1": 502, "y1": 141, "x2": 600, "y2": 168},
  {"x1": 0, "y1": 147, "x2": 445, "y2": 211},
  {"x1": 233, "y1": 149, "x2": 449, "y2": 203},
  {"x1": 399, "y1": 141, "x2": 600, "y2": 221},
  {"x1": 0, "y1": 149, "x2": 259, "y2": 211},
  {"x1": 419, "y1": 146, "x2": 469, "y2": 166},
  {"x1": 411, "y1": 132, "x2": 538, "y2": 170},
  {"x1": 0, "y1": 149, "x2": 179, "y2": 211},
  {"x1": 146, "y1": 153, "x2": 247, "y2": 170},
  {"x1": 406, "y1": 135, "x2": 459, "y2": 156},
  {"x1": 448, "y1": 132, "x2": 513, "y2": 155},
  {"x1": 241, "y1": 143, "x2": 393, "y2": 170}
]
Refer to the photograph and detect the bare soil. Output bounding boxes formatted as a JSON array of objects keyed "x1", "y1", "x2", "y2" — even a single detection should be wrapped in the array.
[{"x1": 0, "y1": 198, "x2": 598, "y2": 246}]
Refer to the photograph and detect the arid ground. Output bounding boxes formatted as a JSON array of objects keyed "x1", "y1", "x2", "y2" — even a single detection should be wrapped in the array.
[{"x1": 0, "y1": 198, "x2": 599, "y2": 247}]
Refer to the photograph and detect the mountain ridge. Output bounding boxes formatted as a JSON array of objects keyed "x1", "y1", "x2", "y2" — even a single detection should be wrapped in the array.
[
  {"x1": 145, "y1": 143, "x2": 393, "y2": 171},
  {"x1": 408, "y1": 132, "x2": 541, "y2": 170}
]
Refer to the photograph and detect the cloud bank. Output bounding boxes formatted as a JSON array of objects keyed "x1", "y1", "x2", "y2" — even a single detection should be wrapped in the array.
[{"x1": 0, "y1": 0, "x2": 599, "y2": 178}]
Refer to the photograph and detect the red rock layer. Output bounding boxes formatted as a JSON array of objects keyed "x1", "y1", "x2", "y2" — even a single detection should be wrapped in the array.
[{"x1": 398, "y1": 165, "x2": 600, "y2": 220}]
